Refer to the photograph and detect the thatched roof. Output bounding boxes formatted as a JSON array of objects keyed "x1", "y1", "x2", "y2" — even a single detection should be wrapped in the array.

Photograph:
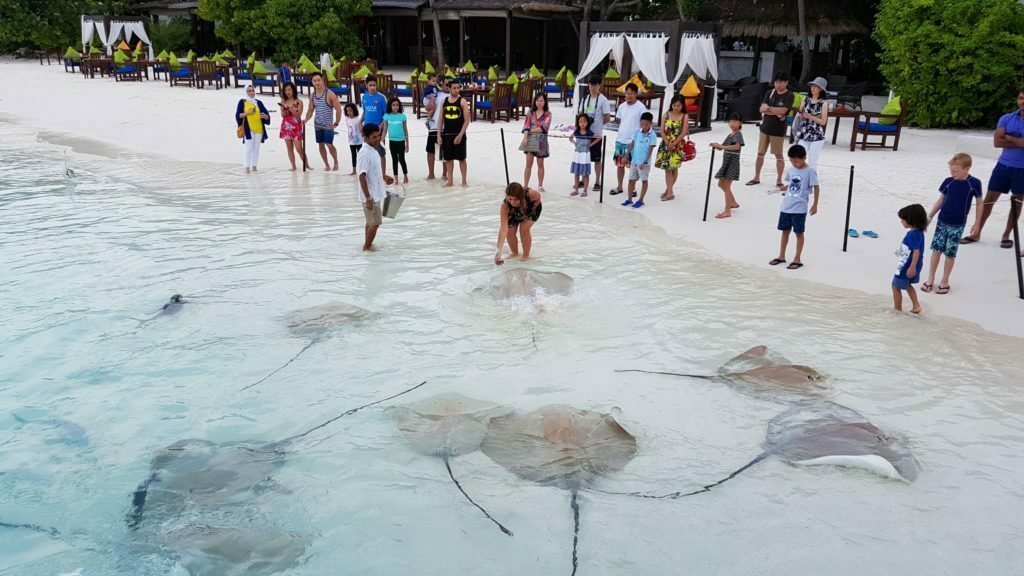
[
  {"x1": 432, "y1": 0, "x2": 578, "y2": 12},
  {"x1": 713, "y1": 0, "x2": 868, "y2": 38}
]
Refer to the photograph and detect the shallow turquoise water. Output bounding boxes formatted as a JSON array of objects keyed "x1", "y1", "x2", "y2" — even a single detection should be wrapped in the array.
[{"x1": 1, "y1": 125, "x2": 1023, "y2": 575}]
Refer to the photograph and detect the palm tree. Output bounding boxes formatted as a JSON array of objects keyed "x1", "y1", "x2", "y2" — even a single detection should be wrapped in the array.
[
  {"x1": 798, "y1": 0, "x2": 811, "y2": 82},
  {"x1": 428, "y1": 0, "x2": 446, "y2": 68}
]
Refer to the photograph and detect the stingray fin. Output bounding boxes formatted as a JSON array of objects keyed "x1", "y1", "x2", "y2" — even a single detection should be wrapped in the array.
[
  {"x1": 239, "y1": 340, "x2": 317, "y2": 392},
  {"x1": 0, "y1": 519, "x2": 61, "y2": 538},
  {"x1": 614, "y1": 369, "x2": 714, "y2": 380},
  {"x1": 570, "y1": 490, "x2": 581, "y2": 576},
  {"x1": 126, "y1": 473, "x2": 158, "y2": 529},
  {"x1": 443, "y1": 454, "x2": 513, "y2": 536},
  {"x1": 591, "y1": 452, "x2": 769, "y2": 500},
  {"x1": 284, "y1": 380, "x2": 429, "y2": 443}
]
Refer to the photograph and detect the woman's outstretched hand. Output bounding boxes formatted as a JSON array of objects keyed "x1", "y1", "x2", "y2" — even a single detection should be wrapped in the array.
[{"x1": 495, "y1": 252, "x2": 504, "y2": 265}]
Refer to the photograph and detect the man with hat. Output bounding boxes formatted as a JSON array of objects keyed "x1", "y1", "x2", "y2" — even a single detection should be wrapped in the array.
[{"x1": 748, "y1": 72, "x2": 796, "y2": 191}]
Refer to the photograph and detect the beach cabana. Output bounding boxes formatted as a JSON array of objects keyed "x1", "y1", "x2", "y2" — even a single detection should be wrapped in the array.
[{"x1": 80, "y1": 15, "x2": 155, "y2": 61}]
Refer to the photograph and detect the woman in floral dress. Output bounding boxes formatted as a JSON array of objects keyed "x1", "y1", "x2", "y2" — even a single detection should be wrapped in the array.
[
  {"x1": 655, "y1": 95, "x2": 689, "y2": 201},
  {"x1": 279, "y1": 82, "x2": 306, "y2": 171}
]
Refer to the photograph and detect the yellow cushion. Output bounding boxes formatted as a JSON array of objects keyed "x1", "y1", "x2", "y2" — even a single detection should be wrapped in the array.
[
  {"x1": 64, "y1": 47, "x2": 81, "y2": 58},
  {"x1": 253, "y1": 61, "x2": 269, "y2": 74},
  {"x1": 618, "y1": 73, "x2": 647, "y2": 94},
  {"x1": 168, "y1": 52, "x2": 180, "y2": 69},
  {"x1": 325, "y1": 64, "x2": 337, "y2": 82},
  {"x1": 528, "y1": 64, "x2": 543, "y2": 78},
  {"x1": 423, "y1": 60, "x2": 435, "y2": 73},
  {"x1": 117, "y1": 40, "x2": 129, "y2": 51},
  {"x1": 604, "y1": 67, "x2": 619, "y2": 79},
  {"x1": 353, "y1": 65, "x2": 372, "y2": 78},
  {"x1": 445, "y1": 68, "x2": 456, "y2": 78},
  {"x1": 679, "y1": 75, "x2": 701, "y2": 98},
  {"x1": 554, "y1": 66, "x2": 567, "y2": 81},
  {"x1": 878, "y1": 97, "x2": 902, "y2": 125},
  {"x1": 113, "y1": 51, "x2": 127, "y2": 64},
  {"x1": 299, "y1": 61, "x2": 318, "y2": 73},
  {"x1": 464, "y1": 60, "x2": 476, "y2": 72},
  {"x1": 136, "y1": 41, "x2": 143, "y2": 52},
  {"x1": 566, "y1": 70, "x2": 576, "y2": 86},
  {"x1": 488, "y1": 67, "x2": 498, "y2": 80}
]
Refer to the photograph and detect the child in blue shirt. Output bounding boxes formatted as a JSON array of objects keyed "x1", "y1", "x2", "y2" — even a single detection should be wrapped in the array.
[
  {"x1": 622, "y1": 112, "x2": 658, "y2": 208},
  {"x1": 381, "y1": 97, "x2": 410, "y2": 183},
  {"x1": 893, "y1": 204, "x2": 928, "y2": 314},
  {"x1": 769, "y1": 144, "x2": 820, "y2": 269},
  {"x1": 923, "y1": 153, "x2": 983, "y2": 295}
]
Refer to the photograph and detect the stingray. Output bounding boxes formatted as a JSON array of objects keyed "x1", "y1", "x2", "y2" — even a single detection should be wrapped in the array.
[
  {"x1": 118, "y1": 379, "x2": 427, "y2": 574},
  {"x1": 480, "y1": 405, "x2": 637, "y2": 575},
  {"x1": 240, "y1": 302, "x2": 378, "y2": 391},
  {"x1": 136, "y1": 294, "x2": 187, "y2": 327},
  {"x1": 390, "y1": 393, "x2": 514, "y2": 535},
  {"x1": 479, "y1": 269, "x2": 574, "y2": 301},
  {"x1": 617, "y1": 345, "x2": 828, "y2": 402},
  {"x1": 12, "y1": 413, "x2": 88, "y2": 446},
  {"x1": 611, "y1": 401, "x2": 919, "y2": 503}
]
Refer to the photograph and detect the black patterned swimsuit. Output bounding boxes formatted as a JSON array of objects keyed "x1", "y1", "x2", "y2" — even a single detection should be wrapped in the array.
[{"x1": 506, "y1": 194, "x2": 542, "y2": 228}]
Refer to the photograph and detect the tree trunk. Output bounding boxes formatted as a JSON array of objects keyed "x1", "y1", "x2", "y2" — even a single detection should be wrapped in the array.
[
  {"x1": 676, "y1": 0, "x2": 687, "y2": 22},
  {"x1": 797, "y1": 0, "x2": 811, "y2": 83},
  {"x1": 583, "y1": 0, "x2": 594, "y2": 27},
  {"x1": 428, "y1": 0, "x2": 446, "y2": 68}
]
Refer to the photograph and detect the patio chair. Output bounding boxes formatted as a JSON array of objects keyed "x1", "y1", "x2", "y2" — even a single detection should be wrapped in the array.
[
  {"x1": 722, "y1": 82, "x2": 767, "y2": 124},
  {"x1": 515, "y1": 80, "x2": 538, "y2": 120},
  {"x1": 835, "y1": 81, "x2": 866, "y2": 111},
  {"x1": 543, "y1": 74, "x2": 573, "y2": 107},
  {"x1": 233, "y1": 64, "x2": 252, "y2": 88},
  {"x1": 329, "y1": 76, "x2": 352, "y2": 103},
  {"x1": 476, "y1": 82, "x2": 515, "y2": 123},
  {"x1": 195, "y1": 60, "x2": 223, "y2": 90},
  {"x1": 395, "y1": 78, "x2": 414, "y2": 106},
  {"x1": 850, "y1": 98, "x2": 908, "y2": 152},
  {"x1": 375, "y1": 74, "x2": 395, "y2": 98},
  {"x1": 253, "y1": 71, "x2": 279, "y2": 96},
  {"x1": 64, "y1": 57, "x2": 81, "y2": 73},
  {"x1": 169, "y1": 64, "x2": 195, "y2": 87},
  {"x1": 413, "y1": 79, "x2": 426, "y2": 118}
]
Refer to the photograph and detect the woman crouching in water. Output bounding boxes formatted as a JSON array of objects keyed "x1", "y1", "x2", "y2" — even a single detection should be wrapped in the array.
[{"x1": 495, "y1": 182, "x2": 542, "y2": 265}]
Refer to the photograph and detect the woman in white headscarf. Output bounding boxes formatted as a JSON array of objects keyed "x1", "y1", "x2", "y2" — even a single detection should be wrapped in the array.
[{"x1": 236, "y1": 85, "x2": 270, "y2": 173}]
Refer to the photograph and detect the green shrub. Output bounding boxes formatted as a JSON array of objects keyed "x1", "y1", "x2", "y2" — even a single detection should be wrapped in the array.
[
  {"x1": 875, "y1": 0, "x2": 1024, "y2": 128},
  {"x1": 148, "y1": 18, "x2": 193, "y2": 55}
]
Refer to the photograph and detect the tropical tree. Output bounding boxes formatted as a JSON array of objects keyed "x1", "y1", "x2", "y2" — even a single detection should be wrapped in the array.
[
  {"x1": 198, "y1": 0, "x2": 371, "y2": 61},
  {"x1": 797, "y1": 0, "x2": 810, "y2": 82},
  {"x1": 428, "y1": 0, "x2": 445, "y2": 67},
  {"x1": 875, "y1": 0, "x2": 1024, "y2": 127}
]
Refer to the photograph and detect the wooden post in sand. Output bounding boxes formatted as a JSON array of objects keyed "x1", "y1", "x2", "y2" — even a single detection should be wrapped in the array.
[
  {"x1": 702, "y1": 147, "x2": 716, "y2": 221},
  {"x1": 1011, "y1": 195, "x2": 1024, "y2": 300},
  {"x1": 500, "y1": 128, "x2": 509, "y2": 185},
  {"x1": 599, "y1": 135, "x2": 607, "y2": 204},
  {"x1": 842, "y1": 165, "x2": 854, "y2": 252}
]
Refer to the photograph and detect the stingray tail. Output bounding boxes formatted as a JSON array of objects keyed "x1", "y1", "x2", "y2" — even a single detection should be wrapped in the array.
[
  {"x1": 593, "y1": 452, "x2": 769, "y2": 500},
  {"x1": 614, "y1": 369, "x2": 714, "y2": 380},
  {"x1": 284, "y1": 380, "x2": 429, "y2": 443},
  {"x1": 126, "y1": 473, "x2": 158, "y2": 529},
  {"x1": 239, "y1": 340, "x2": 317, "y2": 392},
  {"x1": 570, "y1": 490, "x2": 581, "y2": 576},
  {"x1": 0, "y1": 520, "x2": 61, "y2": 538},
  {"x1": 443, "y1": 454, "x2": 513, "y2": 536}
]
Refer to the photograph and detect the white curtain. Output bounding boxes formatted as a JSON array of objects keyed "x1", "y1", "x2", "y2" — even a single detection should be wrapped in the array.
[
  {"x1": 674, "y1": 34, "x2": 719, "y2": 120},
  {"x1": 320, "y1": 52, "x2": 332, "y2": 70},
  {"x1": 574, "y1": 33, "x2": 625, "y2": 102},
  {"x1": 123, "y1": 21, "x2": 154, "y2": 60},
  {"x1": 81, "y1": 18, "x2": 94, "y2": 51},
  {"x1": 93, "y1": 21, "x2": 107, "y2": 53},
  {"x1": 626, "y1": 35, "x2": 670, "y2": 86},
  {"x1": 105, "y1": 21, "x2": 124, "y2": 55}
]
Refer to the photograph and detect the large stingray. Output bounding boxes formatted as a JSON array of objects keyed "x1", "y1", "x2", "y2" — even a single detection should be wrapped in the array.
[
  {"x1": 240, "y1": 302, "x2": 377, "y2": 391},
  {"x1": 618, "y1": 345, "x2": 828, "y2": 402},
  {"x1": 480, "y1": 405, "x2": 637, "y2": 575},
  {"x1": 390, "y1": 392, "x2": 514, "y2": 535},
  {"x1": 479, "y1": 269, "x2": 574, "y2": 301},
  {"x1": 613, "y1": 401, "x2": 919, "y2": 503}
]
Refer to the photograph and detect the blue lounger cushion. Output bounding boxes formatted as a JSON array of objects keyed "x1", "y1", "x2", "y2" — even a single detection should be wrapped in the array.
[
  {"x1": 330, "y1": 86, "x2": 350, "y2": 94},
  {"x1": 477, "y1": 101, "x2": 493, "y2": 109},
  {"x1": 543, "y1": 84, "x2": 561, "y2": 92},
  {"x1": 117, "y1": 66, "x2": 137, "y2": 73},
  {"x1": 235, "y1": 72, "x2": 252, "y2": 80},
  {"x1": 254, "y1": 79, "x2": 275, "y2": 86},
  {"x1": 395, "y1": 88, "x2": 413, "y2": 96},
  {"x1": 857, "y1": 121, "x2": 899, "y2": 133}
]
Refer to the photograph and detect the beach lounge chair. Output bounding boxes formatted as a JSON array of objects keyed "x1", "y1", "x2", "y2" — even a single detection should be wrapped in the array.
[
  {"x1": 253, "y1": 71, "x2": 279, "y2": 96},
  {"x1": 64, "y1": 57, "x2": 81, "y2": 73},
  {"x1": 169, "y1": 64, "x2": 195, "y2": 87},
  {"x1": 515, "y1": 80, "x2": 538, "y2": 120},
  {"x1": 544, "y1": 74, "x2": 568, "y2": 107},
  {"x1": 233, "y1": 64, "x2": 252, "y2": 88},
  {"x1": 114, "y1": 60, "x2": 142, "y2": 82},
  {"x1": 850, "y1": 98, "x2": 907, "y2": 152},
  {"x1": 329, "y1": 76, "x2": 352, "y2": 103},
  {"x1": 476, "y1": 82, "x2": 515, "y2": 123}
]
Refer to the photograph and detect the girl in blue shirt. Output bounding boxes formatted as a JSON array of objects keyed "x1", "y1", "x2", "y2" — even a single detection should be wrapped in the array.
[
  {"x1": 381, "y1": 97, "x2": 410, "y2": 183},
  {"x1": 893, "y1": 204, "x2": 929, "y2": 314}
]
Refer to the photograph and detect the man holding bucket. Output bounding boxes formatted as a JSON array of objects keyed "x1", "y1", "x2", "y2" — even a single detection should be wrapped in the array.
[{"x1": 357, "y1": 123, "x2": 395, "y2": 251}]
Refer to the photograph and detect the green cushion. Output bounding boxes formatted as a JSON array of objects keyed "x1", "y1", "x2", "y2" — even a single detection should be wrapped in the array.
[
  {"x1": 353, "y1": 64, "x2": 372, "y2": 78},
  {"x1": 325, "y1": 65, "x2": 337, "y2": 82},
  {"x1": 528, "y1": 64, "x2": 543, "y2": 78},
  {"x1": 878, "y1": 96, "x2": 902, "y2": 125},
  {"x1": 299, "y1": 60, "x2": 318, "y2": 73},
  {"x1": 423, "y1": 60, "x2": 435, "y2": 73},
  {"x1": 253, "y1": 61, "x2": 269, "y2": 74},
  {"x1": 89, "y1": 45, "x2": 101, "y2": 54},
  {"x1": 64, "y1": 47, "x2": 81, "y2": 59},
  {"x1": 186, "y1": 49, "x2": 195, "y2": 62},
  {"x1": 463, "y1": 60, "x2": 476, "y2": 72},
  {"x1": 168, "y1": 52, "x2": 180, "y2": 68},
  {"x1": 566, "y1": 70, "x2": 575, "y2": 86},
  {"x1": 554, "y1": 66, "x2": 567, "y2": 81},
  {"x1": 247, "y1": 51, "x2": 256, "y2": 68},
  {"x1": 156, "y1": 49, "x2": 168, "y2": 61},
  {"x1": 488, "y1": 66, "x2": 498, "y2": 81},
  {"x1": 409, "y1": 68, "x2": 418, "y2": 83},
  {"x1": 505, "y1": 74, "x2": 520, "y2": 86},
  {"x1": 214, "y1": 55, "x2": 229, "y2": 66},
  {"x1": 791, "y1": 92, "x2": 805, "y2": 111},
  {"x1": 221, "y1": 49, "x2": 235, "y2": 58},
  {"x1": 113, "y1": 51, "x2": 127, "y2": 64},
  {"x1": 605, "y1": 67, "x2": 619, "y2": 79},
  {"x1": 445, "y1": 68, "x2": 456, "y2": 78}
]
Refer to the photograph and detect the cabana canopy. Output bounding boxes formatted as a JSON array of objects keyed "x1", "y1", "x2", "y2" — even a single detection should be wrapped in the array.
[
  {"x1": 712, "y1": 0, "x2": 868, "y2": 38},
  {"x1": 81, "y1": 15, "x2": 154, "y2": 60}
]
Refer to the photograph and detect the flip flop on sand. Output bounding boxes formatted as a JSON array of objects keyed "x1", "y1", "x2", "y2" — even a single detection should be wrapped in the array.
[
  {"x1": 848, "y1": 229, "x2": 860, "y2": 238},
  {"x1": 787, "y1": 262, "x2": 804, "y2": 270},
  {"x1": 937, "y1": 285, "x2": 950, "y2": 294},
  {"x1": 769, "y1": 258, "x2": 786, "y2": 266},
  {"x1": 745, "y1": 179, "x2": 760, "y2": 186},
  {"x1": 921, "y1": 282, "x2": 934, "y2": 293},
  {"x1": 862, "y1": 230, "x2": 878, "y2": 238},
  {"x1": 960, "y1": 236, "x2": 978, "y2": 244},
  {"x1": 1000, "y1": 239, "x2": 1014, "y2": 249}
]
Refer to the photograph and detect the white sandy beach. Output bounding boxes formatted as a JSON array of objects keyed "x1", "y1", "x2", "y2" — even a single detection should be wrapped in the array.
[{"x1": 2, "y1": 58, "x2": 1022, "y2": 338}]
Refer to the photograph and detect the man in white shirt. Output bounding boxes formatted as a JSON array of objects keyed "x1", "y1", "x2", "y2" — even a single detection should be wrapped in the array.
[
  {"x1": 579, "y1": 74, "x2": 612, "y2": 192},
  {"x1": 611, "y1": 83, "x2": 647, "y2": 195},
  {"x1": 357, "y1": 123, "x2": 395, "y2": 251}
]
